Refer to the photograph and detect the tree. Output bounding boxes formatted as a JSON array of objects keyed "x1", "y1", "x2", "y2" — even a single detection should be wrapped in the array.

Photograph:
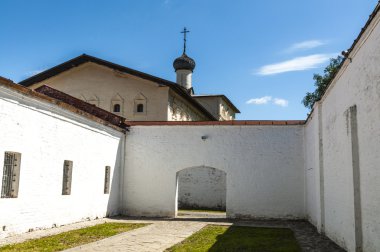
[{"x1": 302, "y1": 55, "x2": 344, "y2": 109}]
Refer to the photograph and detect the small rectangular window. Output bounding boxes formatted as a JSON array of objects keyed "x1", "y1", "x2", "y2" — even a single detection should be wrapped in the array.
[
  {"x1": 1, "y1": 152, "x2": 22, "y2": 198},
  {"x1": 104, "y1": 166, "x2": 111, "y2": 194},
  {"x1": 62, "y1": 160, "x2": 73, "y2": 195}
]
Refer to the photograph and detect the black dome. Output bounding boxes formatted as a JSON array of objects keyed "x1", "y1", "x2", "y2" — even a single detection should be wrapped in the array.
[{"x1": 173, "y1": 53, "x2": 196, "y2": 72}]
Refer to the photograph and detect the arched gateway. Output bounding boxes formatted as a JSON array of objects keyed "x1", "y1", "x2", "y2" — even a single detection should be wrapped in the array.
[{"x1": 175, "y1": 166, "x2": 227, "y2": 217}]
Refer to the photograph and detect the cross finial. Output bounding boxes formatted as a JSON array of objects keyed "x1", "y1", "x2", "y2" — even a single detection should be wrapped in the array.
[{"x1": 181, "y1": 27, "x2": 190, "y2": 54}]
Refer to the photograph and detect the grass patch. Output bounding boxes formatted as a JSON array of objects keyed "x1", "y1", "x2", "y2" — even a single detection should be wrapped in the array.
[
  {"x1": 166, "y1": 225, "x2": 301, "y2": 252},
  {"x1": 0, "y1": 222, "x2": 147, "y2": 252}
]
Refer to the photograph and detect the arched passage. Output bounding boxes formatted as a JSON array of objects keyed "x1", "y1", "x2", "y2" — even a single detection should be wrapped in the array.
[{"x1": 175, "y1": 166, "x2": 227, "y2": 217}]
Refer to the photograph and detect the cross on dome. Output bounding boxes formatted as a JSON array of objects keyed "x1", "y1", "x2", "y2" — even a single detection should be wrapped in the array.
[
  {"x1": 173, "y1": 27, "x2": 196, "y2": 73},
  {"x1": 181, "y1": 27, "x2": 190, "y2": 54}
]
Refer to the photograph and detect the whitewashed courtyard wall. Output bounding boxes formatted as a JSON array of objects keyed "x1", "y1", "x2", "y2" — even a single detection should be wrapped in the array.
[
  {"x1": 304, "y1": 9, "x2": 380, "y2": 251},
  {"x1": 0, "y1": 85, "x2": 124, "y2": 239},
  {"x1": 178, "y1": 167, "x2": 226, "y2": 210},
  {"x1": 304, "y1": 105, "x2": 322, "y2": 230},
  {"x1": 123, "y1": 125, "x2": 305, "y2": 219}
]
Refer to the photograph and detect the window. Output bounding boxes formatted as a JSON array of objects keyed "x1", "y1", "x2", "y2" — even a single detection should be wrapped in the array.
[
  {"x1": 134, "y1": 93, "x2": 147, "y2": 115},
  {"x1": 1, "y1": 152, "x2": 21, "y2": 198},
  {"x1": 137, "y1": 104, "x2": 144, "y2": 113},
  {"x1": 111, "y1": 94, "x2": 124, "y2": 115},
  {"x1": 104, "y1": 166, "x2": 111, "y2": 194},
  {"x1": 62, "y1": 160, "x2": 73, "y2": 195},
  {"x1": 113, "y1": 104, "x2": 121, "y2": 113}
]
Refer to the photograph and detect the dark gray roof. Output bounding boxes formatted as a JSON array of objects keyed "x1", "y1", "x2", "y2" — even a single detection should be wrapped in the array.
[{"x1": 173, "y1": 53, "x2": 196, "y2": 72}]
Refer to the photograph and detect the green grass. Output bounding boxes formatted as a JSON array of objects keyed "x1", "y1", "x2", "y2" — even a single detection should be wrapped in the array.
[
  {"x1": 0, "y1": 222, "x2": 148, "y2": 252},
  {"x1": 166, "y1": 225, "x2": 301, "y2": 252}
]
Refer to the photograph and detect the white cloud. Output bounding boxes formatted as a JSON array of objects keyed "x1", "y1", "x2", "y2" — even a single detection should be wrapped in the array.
[
  {"x1": 285, "y1": 40, "x2": 326, "y2": 53},
  {"x1": 246, "y1": 96, "x2": 289, "y2": 107},
  {"x1": 273, "y1": 98, "x2": 289, "y2": 107},
  {"x1": 246, "y1": 96, "x2": 272, "y2": 105},
  {"x1": 256, "y1": 54, "x2": 335, "y2": 76}
]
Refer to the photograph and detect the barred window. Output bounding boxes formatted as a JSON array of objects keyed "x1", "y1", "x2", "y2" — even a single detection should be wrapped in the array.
[
  {"x1": 1, "y1": 152, "x2": 21, "y2": 198},
  {"x1": 62, "y1": 160, "x2": 73, "y2": 195},
  {"x1": 104, "y1": 166, "x2": 111, "y2": 194}
]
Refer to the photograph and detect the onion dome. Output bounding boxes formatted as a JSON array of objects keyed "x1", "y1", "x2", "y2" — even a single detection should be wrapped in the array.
[{"x1": 173, "y1": 53, "x2": 196, "y2": 72}]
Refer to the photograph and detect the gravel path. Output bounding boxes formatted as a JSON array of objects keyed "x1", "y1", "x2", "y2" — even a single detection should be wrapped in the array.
[{"x1": 64, "y1": 220, "x2": 206, "y2": 252}]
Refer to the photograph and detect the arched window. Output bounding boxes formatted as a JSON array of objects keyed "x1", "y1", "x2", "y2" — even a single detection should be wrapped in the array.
[
  {"x1": 137, "y1": 104, "x2": 144, "y2": 113},
  {"x1": 113, "y1": 104, "x2": 121, "y2": 113}
]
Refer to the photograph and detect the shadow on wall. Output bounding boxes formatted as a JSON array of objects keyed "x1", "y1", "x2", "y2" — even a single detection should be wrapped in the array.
[
  {"x1": 106, "y1": 139, "x2": 123, "y2": 217},
  {"x1": 176, "y1": 166, "x2": 227, "y2": 211}
]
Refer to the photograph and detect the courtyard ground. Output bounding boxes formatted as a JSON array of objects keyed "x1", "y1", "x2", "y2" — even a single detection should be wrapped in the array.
[{"x1": 0, "y1": 213, "x2": 345, "y2": 252}]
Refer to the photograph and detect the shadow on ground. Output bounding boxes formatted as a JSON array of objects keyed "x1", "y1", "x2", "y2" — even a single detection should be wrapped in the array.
[{"x1": 207, "y1": 226, "x2": 300, "y2": 252}]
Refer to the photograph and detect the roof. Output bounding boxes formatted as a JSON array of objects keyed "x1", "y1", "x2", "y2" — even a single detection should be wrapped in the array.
[
  {"x1": 192, "y1": 94, "x2": 240, "y2": 113},
  {"x1": 0, "y1": 76, "x2": 127, "y2": 131},
  {"x1": 126, "y1": 120, "x2": 305, "y2": 126},
  {"x1": 35, "y1": 85, "x2": 128, "y2": 128},
  {"x1": 19, "y1": 54, "x2": 217, "y2": 121}
]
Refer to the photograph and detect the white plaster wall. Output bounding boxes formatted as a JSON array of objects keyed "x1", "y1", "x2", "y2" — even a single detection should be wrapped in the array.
[
  {"x1": 123, "y1": 125, "x2": 305, "y2": 219},
  {"x1": 304, "y1": 11, "x2": 380, "y2": 251},
  {"x1": 322, "y1": 17, "x2": 380, "y2": 252},
  {"x1": 168, "y1": 91, "x2": 208, "y2": 121},
  {"x1": 0, "y1": 86, "x2": 124, "y2": 238},
  {"x1": 178, "y1": 167, "x2": 226, "y2": 210},
  {"x1": 220, "y1": 99, "x2": 235, "y2": 121},
  {"x1": 175, "y1": 69, "x2": 192, "y2": 90},
  {"x1": 304, "y1": 106, "x2": 321, "y2": 229}
]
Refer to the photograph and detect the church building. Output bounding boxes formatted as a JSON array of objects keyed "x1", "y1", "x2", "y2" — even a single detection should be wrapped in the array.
[{"x1": 19, "y1": 32, "x2": 239, "y2": 122}]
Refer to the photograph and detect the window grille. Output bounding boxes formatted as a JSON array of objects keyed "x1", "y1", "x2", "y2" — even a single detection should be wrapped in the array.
[
  {"x1": 104, "y1": 166, "x2": 111, "y2": 194},
  {"x1": 1, "y1": 152, "x2": 21, "y2": 198},
  {"x1": 62, "y1": 160, "x2": 73, "y2": 195}
]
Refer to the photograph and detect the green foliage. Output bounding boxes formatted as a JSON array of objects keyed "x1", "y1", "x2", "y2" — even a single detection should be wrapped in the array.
[
  {"x1": 0, "y1": 222, "x2": 147, "y2": 252},
  {"x1": 166, "y1": 225, "x2": 301, "y2": 252},
  {"x1": 302, "y1": 56, "x2": 344, "y2": 109}
]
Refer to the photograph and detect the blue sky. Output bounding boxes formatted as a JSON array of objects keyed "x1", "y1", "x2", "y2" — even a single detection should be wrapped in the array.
[{"x1": 0, "y1": 0, "x2": 377, "y2": 119}]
